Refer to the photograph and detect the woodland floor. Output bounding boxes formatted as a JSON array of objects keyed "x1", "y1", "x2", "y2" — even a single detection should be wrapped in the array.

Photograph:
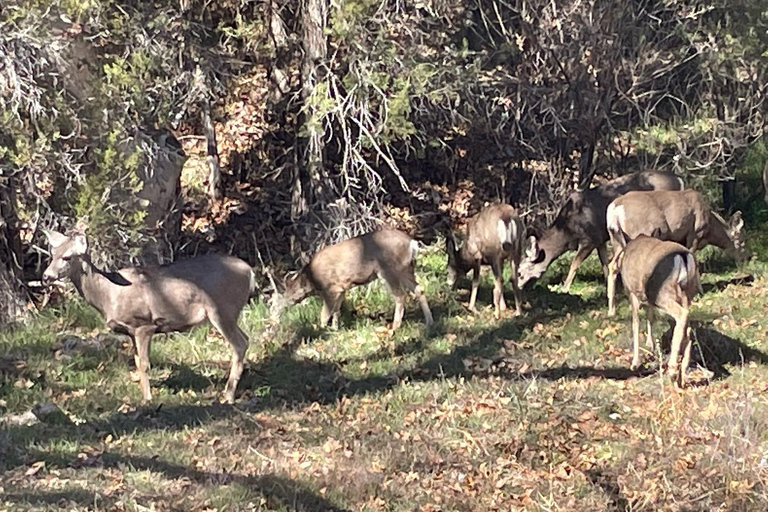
[{"x1": 2, "y1": 238, "x2": 768, "y2": 511}]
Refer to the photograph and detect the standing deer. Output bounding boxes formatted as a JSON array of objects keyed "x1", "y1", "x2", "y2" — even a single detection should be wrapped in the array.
[
  {"x1": 42, "y1": 229, "x2": 256, "y2": 403},
  {"x1": 518, "y1": 171, "x2": 684, "y2": 291},
  {"x1": 270, "y1": 229, "x2": 433, "y2": 331},
  {"x1": 446, "y1": 204, "x2": 525, "y2": 318},
  {"x1": 616, "y1": 235, "x2": 700, "y2": 387},
  {"x1": 606, "y1": 189, "x2": 746, "y2": 315}
]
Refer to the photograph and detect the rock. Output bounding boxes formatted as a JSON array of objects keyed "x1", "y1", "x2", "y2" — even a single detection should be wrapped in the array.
[{"x1": 31, "y1": 402, "x2": 72, "y2": 425}]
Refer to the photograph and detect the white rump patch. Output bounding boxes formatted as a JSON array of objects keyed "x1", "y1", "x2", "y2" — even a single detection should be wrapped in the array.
[
  {"x1": 606, "y1": 203, "x2": 626, "y2": 235},
  {"x1": 498, "y1": 219, "x2": 514, "y2": 246},
  {"x1": 409, "y1": 240, "x2": 420, "y2": 262}
]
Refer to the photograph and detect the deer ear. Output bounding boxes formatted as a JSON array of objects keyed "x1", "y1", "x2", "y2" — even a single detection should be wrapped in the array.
[
  {"x1": 730, "y1": 211, "x2": 744, "y2": 231},
  {"x1": 44, "y1": 229, "x2": 70, "y2": 249},
  {"x1": 70, "y1": 233, "x2": 89, "y2": 255}
]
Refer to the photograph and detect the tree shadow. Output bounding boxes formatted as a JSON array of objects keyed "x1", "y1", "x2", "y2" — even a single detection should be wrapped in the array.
[
  {"x1": 701, "y1": 274, "x2": 754, "y2": 294},
  {"x1": 1, "y1": 489, "x2": 104, "y2": 509},
  {"x1": 3, "y1": 453, "x2": 350, "y2": 512},
  {"x1": 103, "y1": 455, "x2": 352, "y2": 512},
  {"x1": 586, "y1": 468, "x2": 632, "y2": 512}
]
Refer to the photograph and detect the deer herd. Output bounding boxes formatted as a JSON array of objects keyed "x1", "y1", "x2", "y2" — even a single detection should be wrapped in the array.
[{"x1": 41, "y1": 171, "x2": 748, "y2": 402}]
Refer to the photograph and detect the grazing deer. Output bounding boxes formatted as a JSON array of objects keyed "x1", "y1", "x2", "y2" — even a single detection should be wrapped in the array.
[
  {"x1": 518, "y1": 171, "x2": 684, "y2": 291},
  {"x1": 616, "y1": 235, "x2": 700, "y2": 386},
  {"x1": 606, "y1": 189, "x2": 746, "y2": 315},
  {"x1": 446, "y1": 204, "x2": 525, "y2": 318},
  {"x1": 270, "y1": 229, "x2": 433, "y2": 331},
  {"x1": 42, "y1": 229, "x2": 256, "y2": 403}
]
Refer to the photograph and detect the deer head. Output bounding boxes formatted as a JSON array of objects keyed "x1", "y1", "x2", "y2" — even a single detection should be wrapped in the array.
[
  {"x1": 268, "y1": 269, "x2": 315, "y2": 319},
  {"x1": 728, "y1": 211, "x2": 748, "y2": 262},
  {"x1": 518, "y1": 235, "x2": 546, "y2": 287},
  {"x1": 42, "y1": 230, "x2": 90, "y2": 285},
  {"x1": 445, "y1": 233, "x2": 464, "y2": 287}
]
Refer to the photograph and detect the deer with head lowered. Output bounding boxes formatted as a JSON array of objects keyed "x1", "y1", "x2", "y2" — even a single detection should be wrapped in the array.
[
  {"x1": 615, "y1": 235, "x2": 700, "y2": 387},
  {"x1": 446, "y1": 204, "x2": 525, "y2": 318},
  {"x1": 518, "y1": 171, "x2": 684, "y2": 292},
  {"x1": 42, "y1": 229, "x2": 256, "y2": 403},
  {"x1": 270, "y1": 229, "x2": 433, "y2": 331},
  {"x1": 606, "y1": 189, "x2": 746, "y2": 316}
]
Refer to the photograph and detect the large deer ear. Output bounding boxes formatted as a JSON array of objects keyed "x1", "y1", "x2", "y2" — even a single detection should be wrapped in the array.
[
  {"x1": 730, "y1": 211, "x2": 744, "y2": 231},
  {"x1": 70, "y1": 233, "x2": 89, "y2": 255},
  {"x1": 43, "y1": 229, "x2": 70, "y2": 249}
]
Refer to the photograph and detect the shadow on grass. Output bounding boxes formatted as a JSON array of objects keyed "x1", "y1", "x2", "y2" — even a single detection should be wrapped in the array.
[
  {"x1": 701, "y1": 273, "x2": 755, "y2": 294},
  {"x1": 2, "y1": 454, "x2": 350, "y2": 512},
  {"x1": 586, "y1": 468, "x2": 632, "y2": 512},
  {"x1": 660, "y1": 320, "x2": 768, "y2": 381},
  {"x1": 1, "y1": 489, "x2": 104, "y2": 509}
]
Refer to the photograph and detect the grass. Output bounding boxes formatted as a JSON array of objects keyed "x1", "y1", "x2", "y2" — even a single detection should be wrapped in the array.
[{"x1": 2, "y1": 238, "x2": 768, "y2": 511}]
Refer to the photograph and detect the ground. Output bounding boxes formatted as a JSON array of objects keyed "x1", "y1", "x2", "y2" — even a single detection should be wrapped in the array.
[{"x1": 1, "y1": 239, "x2": 768, "y2": 511}]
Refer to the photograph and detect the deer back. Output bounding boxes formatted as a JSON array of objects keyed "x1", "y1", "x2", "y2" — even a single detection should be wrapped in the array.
[
  {"x1": 281, "y1": 229, "x2": 418, "y2": 304},
  {"x1": 619, "y1": 235, "x2": 699, "y2": 307}
]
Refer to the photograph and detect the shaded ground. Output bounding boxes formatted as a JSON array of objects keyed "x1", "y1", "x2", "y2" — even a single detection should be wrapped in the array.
[{"x1": 2, "y1": 248, "x2": 768, "y2": 511}]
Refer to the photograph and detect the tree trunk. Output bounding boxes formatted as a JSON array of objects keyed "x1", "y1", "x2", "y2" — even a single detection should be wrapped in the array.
[
  {"x1": 295, "y1": 0, "x2": 329, "y2": 215},
  {"x1": 203, "y1": 98, "x2": 221, "y2": 201},
  {"x1": 0, "y1": 176, "x2": 26, "y2": 324}
]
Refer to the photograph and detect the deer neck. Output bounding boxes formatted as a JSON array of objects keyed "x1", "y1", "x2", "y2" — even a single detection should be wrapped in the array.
[
  {"x1": 538, "y1": 228, "x2": 572, "y2": 266},
  {"x1": 69, "y1": 256, "x2": 115, "y2": 315}
]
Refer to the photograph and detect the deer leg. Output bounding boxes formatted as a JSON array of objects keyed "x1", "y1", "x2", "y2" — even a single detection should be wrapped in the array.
[
  {"x1": 491, "y1": 259, "x2": 506, "y2": 319},
  {"x1": 596, "y1": 243, "x2": 610, "y2": 281},
  {"x1": 665, "y1": 304, "x2": 689, "y2": 387},
  {"x1": 209, "y1": 314, "x2": 250, "y2": 403},
  {"x1": 468, "y1": 265, "x2": 481, "y2": 313},
  {"x1": 330, "y1": 292, "x2": 345, "y2": 330},
  {"x1": 680, "y1": 326, "x2": 693, "y2": 387},
  {"x1": 132, "y1": 326, "x2": 155, "y2": 402},
  {"x1": 508, "y1": 258, "x2": 522, "y2": 316},
  {"x1": 629, "y1": 295, "x2": 642, "y2": 370},
  {"x1": 645, "y1": 305, "x2": 656, "y2": 351},
  {"x1": 606, "y1": 252, "x2": 621, "y2": 317},
  {"x1": 392, "y1": 293, "x2": 406, "y2": 331},
  {"x1": 413, "y1": 284, "x2": 433, "y2": 326},
  {"x1": 320, "y1": 290, "x2": 343, "y2": 328},
  {"x1": 563, "y1": 244, "x2": 593, "y2": 292}
]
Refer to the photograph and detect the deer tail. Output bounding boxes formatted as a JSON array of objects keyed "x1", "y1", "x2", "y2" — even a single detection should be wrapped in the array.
[
  {"x1": 248, "y1": 267, "x2": 259, "y2": 298},
  {"x1": 673, "y1": 252, "x2": 700, "y2": 296},
  {"x1": 409, "y1": 239, "x2": 421, "y2": 264}
]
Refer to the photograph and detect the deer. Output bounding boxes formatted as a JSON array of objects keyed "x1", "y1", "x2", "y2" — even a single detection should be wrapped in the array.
[
  {"x1": 606, "y1": 189, "x2": 746, "y2": 316},
  {"x1": 446, "y1": 204, "x2": 525, "y2": 318},
  {"x1": 615, "y1": 235, "x2": 700, "y2": 387},
  {"x1": 41, "y1": 229, "x2": 256, "y2": 403},
  {"x1": 269, "y1": 229, "x2": 433, "y2": 331},
  {"x1": 518, "y1": 171, "x2": 684, "y2": 292}
]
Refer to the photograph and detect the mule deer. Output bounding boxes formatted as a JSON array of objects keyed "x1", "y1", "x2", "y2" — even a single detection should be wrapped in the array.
[
  {"x1": 606, "y1": 189, "x2": 746, "y2": 315},
  {"x1": 42, "y1": 229, "x2": 256, "y2": 403},
  {"x1": 270, "y1": 229, "x2": 433, "y2": 331},
  {"x1": 518, "y1": 171, "x2": 684, "y2": 291},
  {"x1": 616, "y1": 235, "x2": 700, "y2": 386},
  {"x1": 446, "y1": 204, "x2": 525, "y2": 318}
]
